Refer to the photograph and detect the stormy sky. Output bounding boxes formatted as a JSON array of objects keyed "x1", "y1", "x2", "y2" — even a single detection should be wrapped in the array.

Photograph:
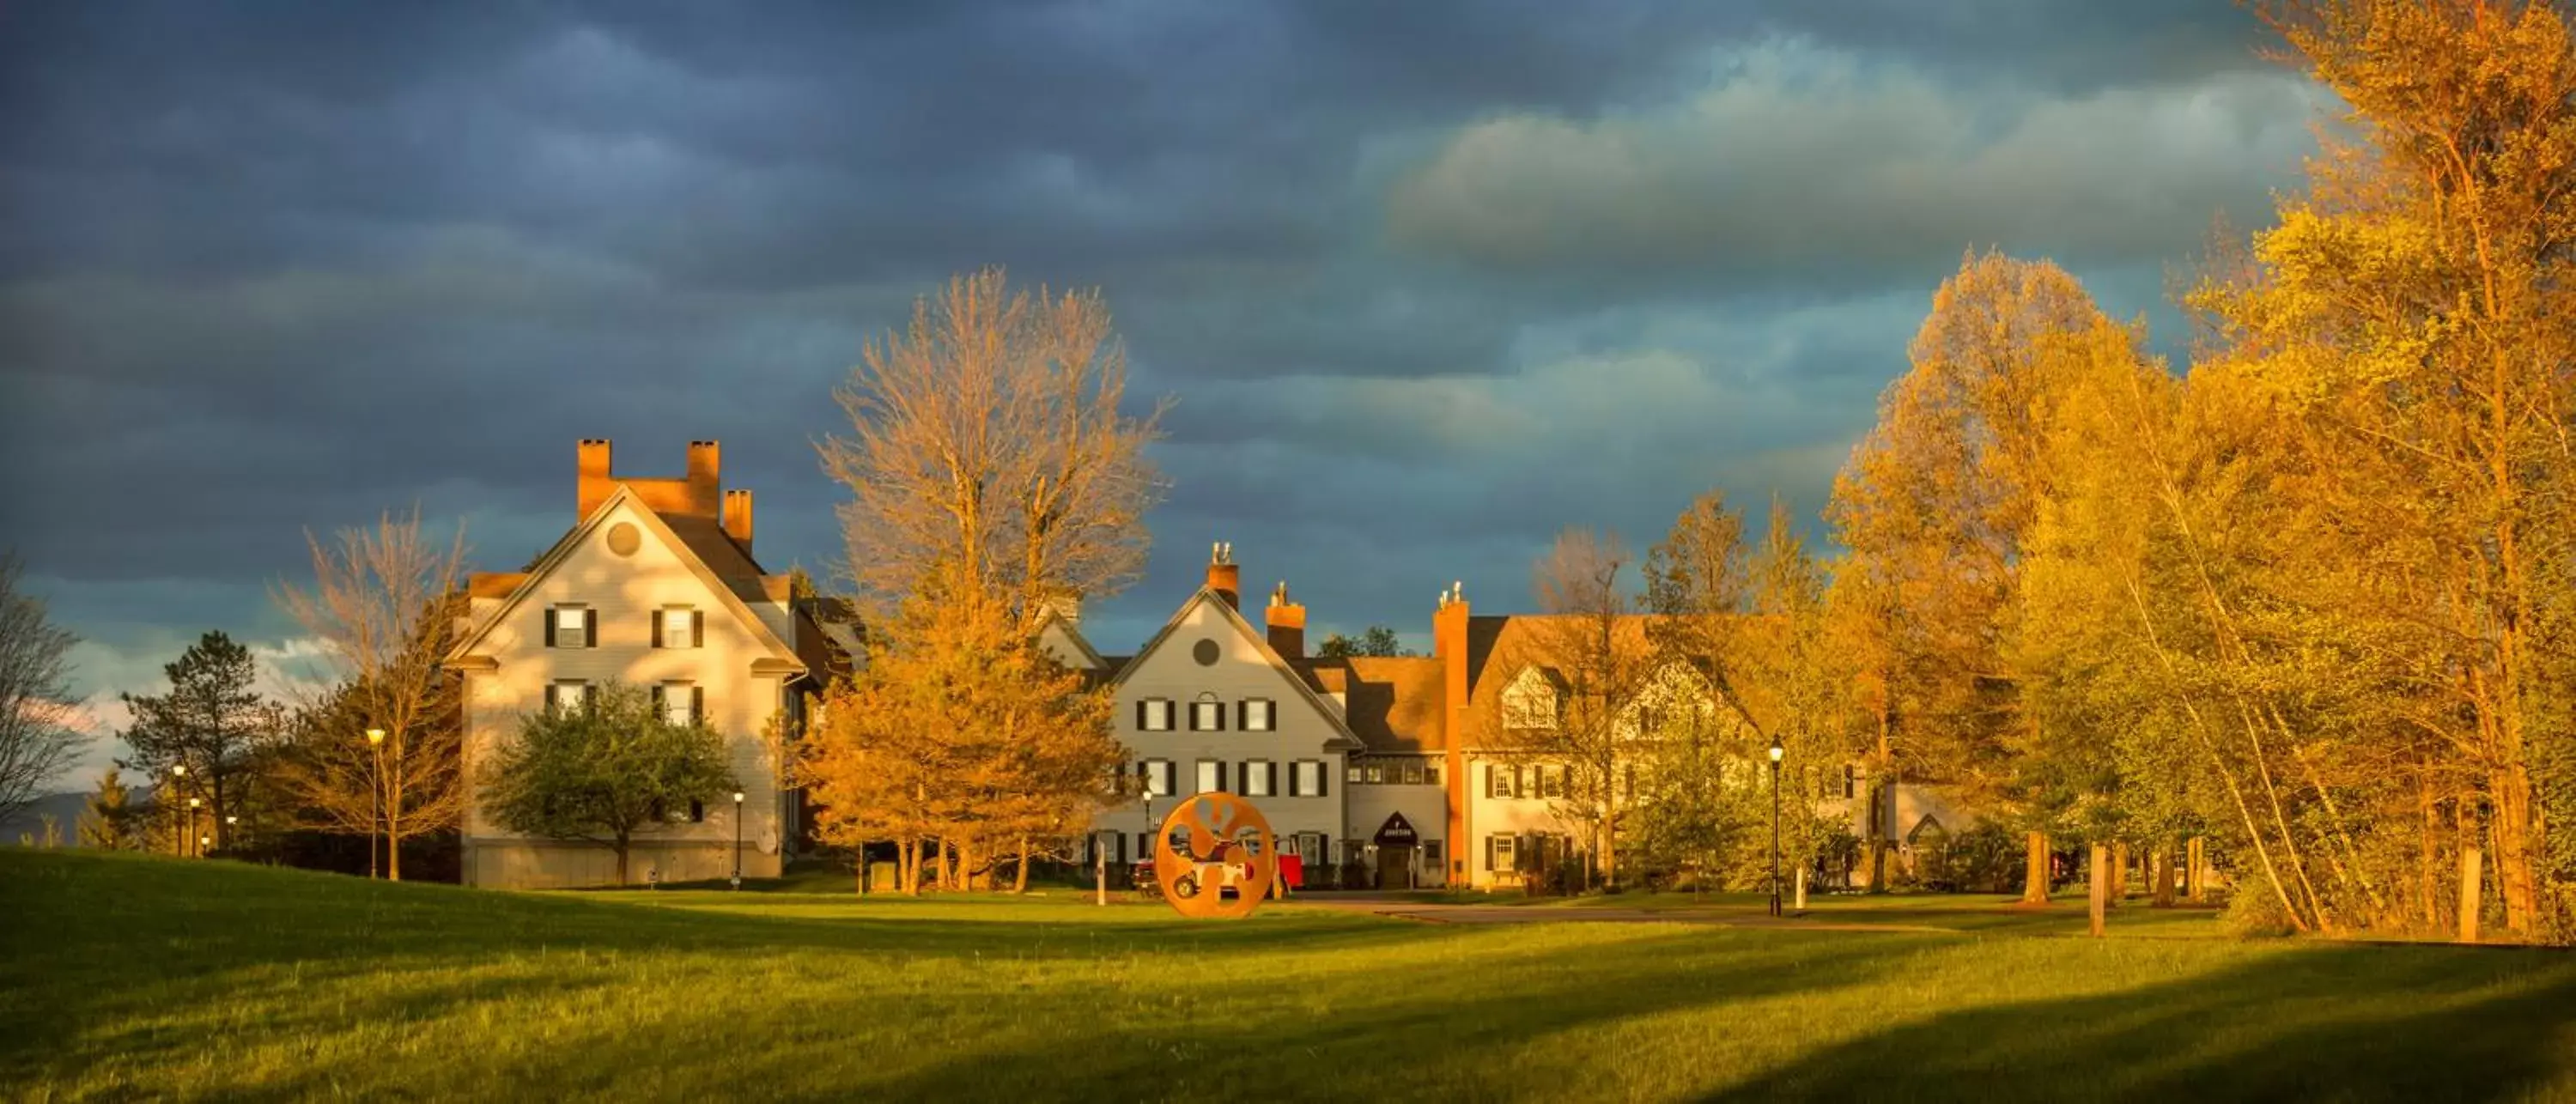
[{"x1": 0, "y1": 0, "x2": 2327, "y2": 774}]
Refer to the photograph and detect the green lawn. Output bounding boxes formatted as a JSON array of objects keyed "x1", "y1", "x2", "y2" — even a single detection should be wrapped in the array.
[
  {"x1": 6, "y1": 851, "x2": 2574, "y2": 1102},
  {"x1": 1372, "y1": 886, "x2": 2235, "y2": 937}
]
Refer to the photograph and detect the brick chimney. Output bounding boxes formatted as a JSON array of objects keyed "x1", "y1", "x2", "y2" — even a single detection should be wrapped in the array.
[
  {"x1": 685, "y1": 440, "x2": 723, "y2": 515},
  {"x1": 1265, "y1": 581, "x2": 1306, "y2": 658},
  {"x1": 722, "y1": 489, "x2": 755, "y2": 550},
  {"x1": 1206, "y1": 542, "x2": 1239, "y2": 609},
  {"x1": 1434, "y1": 579, "x2": 1470, "y2": 880},
  {"x1": 577, "y1": 439, "x2": 615, "y2": 518}
]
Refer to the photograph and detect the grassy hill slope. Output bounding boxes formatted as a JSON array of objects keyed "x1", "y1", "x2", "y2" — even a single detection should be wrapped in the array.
[{"x1": 4, "y1": 850, "x2": 2573, "y2": 1102}]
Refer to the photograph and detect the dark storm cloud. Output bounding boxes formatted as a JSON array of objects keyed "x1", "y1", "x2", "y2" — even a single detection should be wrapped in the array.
[{"x1": 0, "y1": 0, "x2": 2306, "y2": 743}]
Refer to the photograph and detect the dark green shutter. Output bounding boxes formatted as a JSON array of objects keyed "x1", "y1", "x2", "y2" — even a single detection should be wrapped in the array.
[
  {"x1": 583, "y1": 609, "x2": 597, "y2": 648},
  {"x1": 691, "y1": 686, "x2": 704, "y2": 725},
  {"x1": 544, "y1": 610, "x2": 556, "y2": 648},
  {"x1": 652, "y1": 611, "x2": 664, "y2": 648},
  {"x1": 692, "y1": 610, "x2": 704, "y2": 647},
  {"x1": 545, "y1": 683, "x2": 559, "y2": 713}
]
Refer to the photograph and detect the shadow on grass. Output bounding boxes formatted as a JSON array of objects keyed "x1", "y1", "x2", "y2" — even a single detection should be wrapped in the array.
[
  {"x1": 0, "y1": 851, "x2": 1437, "y2": 1083},
  {"x1": 1711, "y1": 943, "x2": 2576, "y2": 1103}
]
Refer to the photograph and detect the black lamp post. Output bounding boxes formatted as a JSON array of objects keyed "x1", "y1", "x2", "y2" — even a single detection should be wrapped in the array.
[
  {"x1": 366, "y1": 728, "x2": 387, "y2": 878},
  {"x1": 1767, "y1": 737, "x2": 1785, "y2": 918},
  {"x1": 731, "y1": 791, "x2": 746, "y2": 889},
  {"x1": 186, "y1": 796, "x2": 202, "y2": 858}
]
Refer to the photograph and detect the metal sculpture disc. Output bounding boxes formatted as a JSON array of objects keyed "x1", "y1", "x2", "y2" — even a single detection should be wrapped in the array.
[{"x1": 1152, "y1": 792, "x2": 1278, "y2": 919}]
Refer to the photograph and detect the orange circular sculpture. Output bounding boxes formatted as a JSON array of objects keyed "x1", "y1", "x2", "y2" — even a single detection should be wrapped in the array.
[{"x1": 1151, "y1": 792, "x2": 1278, "y2": 919}]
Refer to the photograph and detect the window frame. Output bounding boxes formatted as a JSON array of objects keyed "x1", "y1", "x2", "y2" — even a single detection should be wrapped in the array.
[
  {"x1": 1243, "y1": 759, "x2": 1275, "y2": 798},
  {"x1": 1141, "y1": 759, "x2": 1176, "y2": 798},
  {"x1": 1195, "y1": 758, "x2": 1226, "y2": 795},
  {"x1": 549, "y1": 604, "x2": 592, "y2": 649},
  {"x1": 653, "y1": 681, "x2": 699, "y2": 726},
  {"x1": 1189, "y1": 694, "x2": 1226, "y2": 732},
  {"x1": 1138, "y1": 698, "x2": 1176, "y2": 732},
  {"x1": 657, "y1": 606, "x2": 702, "y2": 650},
  {"x1": 1240, "y1": 698, "x2": 1275, "y2": 731}
]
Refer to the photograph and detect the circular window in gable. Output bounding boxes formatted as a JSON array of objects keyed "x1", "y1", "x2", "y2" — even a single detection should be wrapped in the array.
[
  {"x1": 605, "y1": 522, "x2": 641, "y2": 556},
  {"x1": 1192, "y1": 639, "x2": 1220, "y2": 666}
]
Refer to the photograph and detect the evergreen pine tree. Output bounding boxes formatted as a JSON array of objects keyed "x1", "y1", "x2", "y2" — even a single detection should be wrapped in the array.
[{"x1": 76, "y1": 767, "x2": 131, "y2": 850}]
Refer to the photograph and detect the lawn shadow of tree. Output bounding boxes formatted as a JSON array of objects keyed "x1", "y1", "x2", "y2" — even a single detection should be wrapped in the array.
[{"x1": 1710, "y1": 943, "x2": 2576, "y2": 1104}]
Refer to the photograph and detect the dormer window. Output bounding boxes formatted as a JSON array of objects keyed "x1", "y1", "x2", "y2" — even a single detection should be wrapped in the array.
[
  {"x1": 1189, "y1": 693, "x2": 1226, "y2": 732},
  {"x1": 1503, "y1": 667, "x2": 1558, "y2": 731},
  {"x1": 547, "y1": 605, "x2": 594, "y2": 649},
  {"x1": 655, "y1": 607, "x2": 702, "y2": 650}
]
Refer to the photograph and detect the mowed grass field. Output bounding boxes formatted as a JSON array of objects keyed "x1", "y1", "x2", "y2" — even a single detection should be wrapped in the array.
[{"x1": 5, "y1": 852, "x2": 2575, "y2": 1102}]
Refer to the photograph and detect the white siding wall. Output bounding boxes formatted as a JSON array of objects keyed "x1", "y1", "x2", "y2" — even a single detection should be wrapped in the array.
[
  {"x1": 1346, "y1": 774, "x2": 1449, "y2": 888},
  {"x1": 1461, "y1": 755, "x2": 1581, "y2": 888},
  {"x1": 460, "y1": 499, "x2": 793, "y2": 889},
  {"x1": 1097, "y1": 596, "x2": 1346, "y2": 854}
]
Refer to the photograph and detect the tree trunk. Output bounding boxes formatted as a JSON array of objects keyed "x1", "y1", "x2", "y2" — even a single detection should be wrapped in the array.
[
  {"x1": 2152, "y1": 846, "x2": 2176, "y2": 908},
  {"x1": 2087, "y1": 842, "x2": 2108, "y2": 938},
  {"x1": 2488, "y1": 757, "x2": 2540, "y2": 936},
  {"x1": 2111, "y1": 841, "x2": 2129, "y2": 903},
  {"x1": 1600, "y1": 788, "x2": 1618, "y2": 891},
  {"x1": 387, "y1": 805, "x2": 403, "y2": 883},
  {"x1": 2022, "y1": 831, "x2": 2050, "y2": 904},
  {"x1": 2185, "y1": 836, "x2": 2206, "y2": 903},
  {"x1": 942, "y1": 838, "x2": 958, "y2": 892},
  {"x1": 1012, "y1": 837, "x2": 1031, "y2": 894},
  {"x1": 2458, "y1": 840, "x2": 2484, "y2": 944},
  {"x1": 1794, "y1": 865, "x2": 1807, "y2": 912},
  {"x1": 614, "y1": 834, "x2": 631, "y2": 885},
  {"x1": 2419, "y1": 772, "x2": 2443, "y2": 931}
]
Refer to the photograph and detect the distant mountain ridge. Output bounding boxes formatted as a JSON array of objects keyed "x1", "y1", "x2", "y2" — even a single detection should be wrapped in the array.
[{"x1": 0, "y1": 790, "x2": 95, "y2": 845}]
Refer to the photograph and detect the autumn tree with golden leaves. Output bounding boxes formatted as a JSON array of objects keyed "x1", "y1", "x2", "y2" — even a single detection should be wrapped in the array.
[{"x1": 806, "y1": 270, "x2": 1153, "y2": 892}]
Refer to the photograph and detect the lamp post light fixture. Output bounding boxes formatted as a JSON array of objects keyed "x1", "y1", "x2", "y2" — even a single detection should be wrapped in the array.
[
  {"x1": 731, "y1": 791, "x2": 746, "y2": 889},
  {"x1": 186, "y1": 796, "x2": 203, "y2": 858},
  {"x1": 366, "y1": 728, "x2": 387, "y2": 879},
  {"x1": 1767, "y1": 738, "x2": 1785, "y2": 919},
  {"x1": 167, "y1": 765, "x2": 188, "y2": 857}
]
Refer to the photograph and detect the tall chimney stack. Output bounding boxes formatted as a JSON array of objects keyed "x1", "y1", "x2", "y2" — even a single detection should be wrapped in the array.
[
  {"x1": 1206, "y1": 542, "x2": 1240, "y2": 609},
  {"x1": 685, "y1": 440, "x2": 722, "y2": 515},
  {"x1": 577, "y1": 439, "x2": 615, "y2": 518},
  {"x1": 1265, "y1": 581, "x2": 1306, "y2": 658},
  {"x1": 722, "y1": 489, "x2": 755, "y2": 550}
]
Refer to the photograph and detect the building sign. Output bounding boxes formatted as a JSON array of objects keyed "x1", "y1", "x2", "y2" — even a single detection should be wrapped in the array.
[
  {"x1": 1152, "y1": 793, "x2": 1278, "y2": 919},
  {"x1": 1373, "y1": 811, "x2": 1419, "y2": 847}
]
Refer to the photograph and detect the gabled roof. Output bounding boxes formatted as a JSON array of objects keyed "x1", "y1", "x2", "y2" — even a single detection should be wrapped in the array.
[
  {"x1": 1114, "y1": 587, "x2": 1365, "y2": 753},
  {"x1": 1032, "y1": 606, "x2": 1109, "y2": 671},
  {"x1": 445, "y1": 484, "x2": 804, "y2": 676},
  {"x1": 1340, "y1": 655, "x2": 1445, "y2": 754}
]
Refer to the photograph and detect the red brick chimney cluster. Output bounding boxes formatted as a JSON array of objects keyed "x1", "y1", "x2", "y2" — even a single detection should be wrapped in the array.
[{"x1": 574, "y1": 439, "x2": 732, "y2": 523}]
